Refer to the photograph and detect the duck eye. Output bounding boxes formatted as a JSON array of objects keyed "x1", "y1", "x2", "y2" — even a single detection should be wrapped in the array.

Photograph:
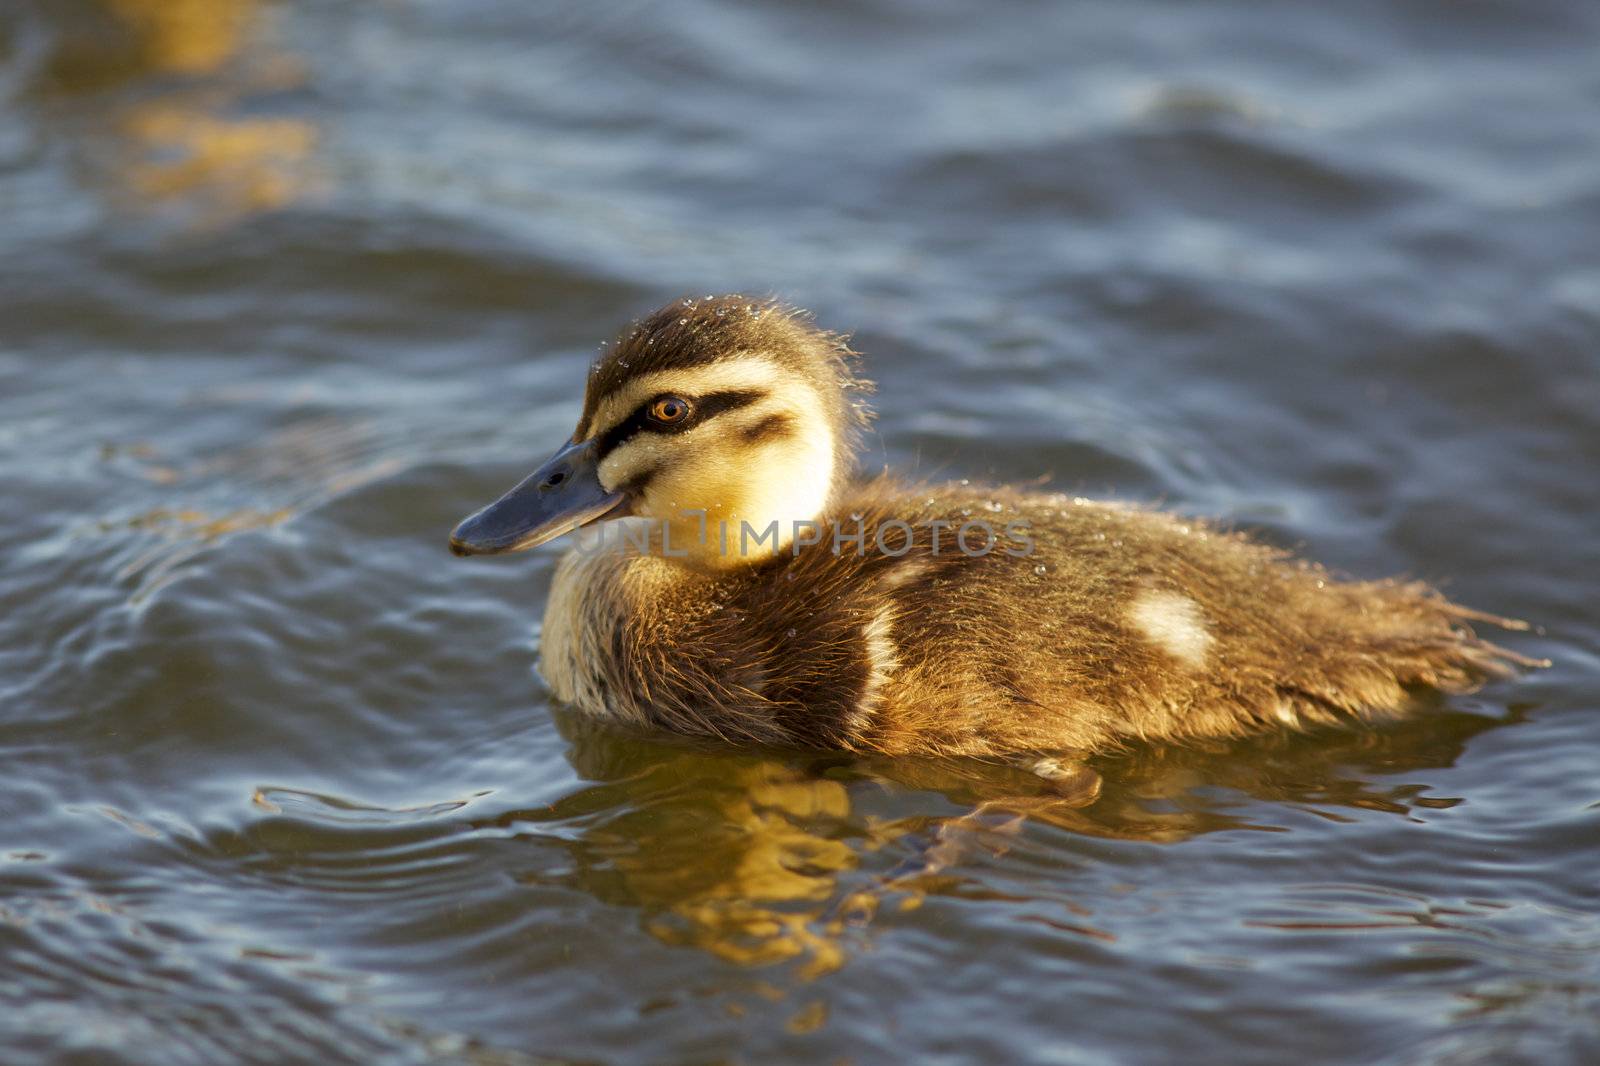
[{"x1": 649, "y1": 396, "x2": 691, "y2": 424}]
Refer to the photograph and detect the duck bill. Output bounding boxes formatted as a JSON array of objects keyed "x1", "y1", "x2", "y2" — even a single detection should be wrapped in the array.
[{"x1": 449, "y1": 438, "x2": 627, "y2": 556}]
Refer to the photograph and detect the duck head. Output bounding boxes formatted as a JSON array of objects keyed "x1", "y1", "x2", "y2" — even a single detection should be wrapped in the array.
[{"x1": 450, "y1": 295, "x2": 872, "y2": 568}]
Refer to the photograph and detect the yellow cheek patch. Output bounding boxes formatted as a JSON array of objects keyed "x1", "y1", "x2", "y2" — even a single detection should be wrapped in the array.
[{"x1": 583, "y1": 358, "x2": 837, "y2": 566}]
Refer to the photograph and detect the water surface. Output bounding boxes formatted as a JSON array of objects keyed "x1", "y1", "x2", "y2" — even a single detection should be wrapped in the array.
[{"x1": 2, "y1": 1, "x2": 1597, "y2": 1063}]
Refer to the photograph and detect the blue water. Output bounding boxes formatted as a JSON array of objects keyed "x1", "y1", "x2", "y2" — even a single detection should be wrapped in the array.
[{"x1": 1, "y1": 1, "x2": 1597, "y2": 1063}]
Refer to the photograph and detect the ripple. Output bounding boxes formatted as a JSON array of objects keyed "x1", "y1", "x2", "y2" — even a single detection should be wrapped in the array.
[{"x1": 2, "y1": 0, "x2": 1599, "y2": 1062}]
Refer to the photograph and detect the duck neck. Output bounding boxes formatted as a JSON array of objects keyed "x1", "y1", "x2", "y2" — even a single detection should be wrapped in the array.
[{"x1": 660, "y1": 431, "x2": 840, "y2": 570}]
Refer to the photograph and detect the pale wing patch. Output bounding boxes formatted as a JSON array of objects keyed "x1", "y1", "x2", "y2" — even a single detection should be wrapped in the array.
[
  {"x1": 848, "y1": 604, "x2": 900, "y2": 739},
  {"x1": 881, "y1": 558, "x2": 930, "y2": 589},
  {"x1": 1128, "y1": 589, "x2": 1213, "y2": 669}
]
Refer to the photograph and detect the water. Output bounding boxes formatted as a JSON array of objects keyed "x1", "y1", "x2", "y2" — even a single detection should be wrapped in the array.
[{"x1": 2, "y1": 1, "x2": 1597, "y2": 1062}]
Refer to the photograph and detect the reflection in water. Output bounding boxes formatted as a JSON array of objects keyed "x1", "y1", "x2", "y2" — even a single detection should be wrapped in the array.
[
  {"x1": 46, "y1": 697, "x2": 1587, "y2": 1061},
  {"x1": 3, "y1": 0, "x2": 1593, "y2": 1057},
  {"x1": 465, "y1": 705, "x2": 1521, "y2": 981},
  {"x1": 589, "y1": 761, "x2": 862, "y2": 977},
  {"x1": 31, "y1": 0, "x2": 317, "y2": 225},
  {"x1": 100, "y1": 0, "x2": 258, "y2": 76},
  {"x1": 116, "y1": 101, "x2": 316, "y2": 219},
  {"x1": 491, "y1": 718, "x2": 893, "y2": 980}
]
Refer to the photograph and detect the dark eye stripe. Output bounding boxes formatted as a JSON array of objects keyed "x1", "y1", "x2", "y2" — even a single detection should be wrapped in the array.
[
  {"x1": 594, "y1": 389, "x2": 765, "y2": 460},
  {"x1": 738, "y1": 413, "x2": 794, "y2": 446}
]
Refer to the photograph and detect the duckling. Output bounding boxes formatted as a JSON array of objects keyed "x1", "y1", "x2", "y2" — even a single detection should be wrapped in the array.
[{"x1": 450, "y1": 295, "x2": 1544, "y2": 783}]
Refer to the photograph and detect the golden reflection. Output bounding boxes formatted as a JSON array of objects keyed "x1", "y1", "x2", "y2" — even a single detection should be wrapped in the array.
[
  {"x1": 628, "y1": 762, "x2": 862, "y2": 977},
  {"x1": 102, "y1": 0, "x2": 258, "y2": 76},
  {"x1": 118, "y1": 104, "x2": 317, "y2": 218},
  {"x1": 539, "y1": 706, "x2": 1517, "y2": 982},
  {"x1": 41, "y1": 0, "x2": 318, "y2": 226}
]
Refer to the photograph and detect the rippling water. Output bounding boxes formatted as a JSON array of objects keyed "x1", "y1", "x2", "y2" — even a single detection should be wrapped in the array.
[{"x1": 2, "y1": 1, "x2": 1597, "y2": 1063}]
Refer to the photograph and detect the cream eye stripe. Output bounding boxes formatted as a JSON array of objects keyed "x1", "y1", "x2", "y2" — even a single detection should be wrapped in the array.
[{"x1": 580, "y1": 356, "x2": 796, "y2": 443}]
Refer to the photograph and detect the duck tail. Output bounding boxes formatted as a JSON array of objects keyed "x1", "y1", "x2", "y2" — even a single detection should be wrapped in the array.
[
  {"x1": 1426, "y1": 599, "x2": 1548, "y2": 675},
  {"x1": 1269, "y1": 585, "x2": 1548, "y2": 729},
  {"x1": 1377, "y1": 584, "x2": 1549, "y2": 682}
]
